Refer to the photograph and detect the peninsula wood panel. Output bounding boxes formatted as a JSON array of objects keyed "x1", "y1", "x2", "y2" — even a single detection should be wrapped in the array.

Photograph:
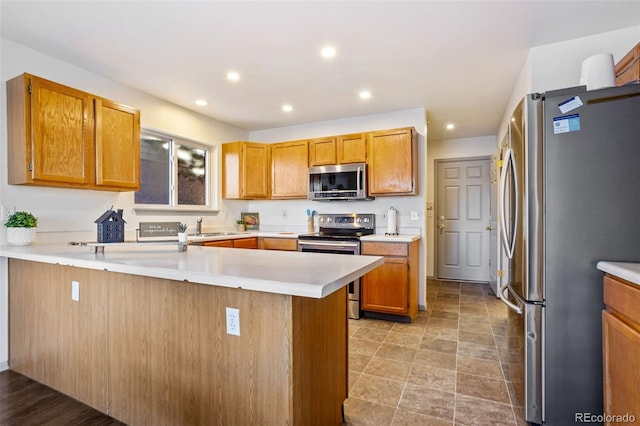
[
  {"x1": 8, "y1": 260, "x2": 109, "y2": 412},
  {"x1": 9, "y1": 260, "x2": 348, "y2": 425},
  {"x1": 108, "y1": 275, "x2": 292, "y2": 425},
  {"x1": 292, "y1": 287, "x2": 347, "y2": 424}
]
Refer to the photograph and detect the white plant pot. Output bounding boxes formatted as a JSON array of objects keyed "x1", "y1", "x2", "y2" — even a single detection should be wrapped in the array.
[
  {"x1": 7, "y1": 227, "x2": 37, "y2": 246},
  {"x1": 178, "y1": 232, "x2": 188, "y2": 243}
]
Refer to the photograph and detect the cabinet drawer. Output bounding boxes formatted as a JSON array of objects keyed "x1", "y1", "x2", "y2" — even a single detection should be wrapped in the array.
[
  {"x1": 361, "y1": 242, "x2": 408, "y2": 257},
  {"x1": 233, "y1": 237, "x2": 258, "y2": 249},
  {"x1": 261, "y1": 238, "x2": 297, "y2": 251},
  {"x1": 203, "y1": 239, "x2": 234, "y2": 248},
  {"x1": 604, "y1": 274, "x2": 640, "y2": 325}
]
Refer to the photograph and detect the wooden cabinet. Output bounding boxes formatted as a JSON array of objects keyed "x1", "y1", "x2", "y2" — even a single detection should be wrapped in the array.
[
  {"x1": 10, "y1": 259, "x2": 347, "y2": 425},
  {"x1": 6, "y1": 73, "x2": 140, "y2": 191},
  {"x1": 308, "y1": 137, "x2": 336, "y2": 166},
  {"x1": 367, "y1": 127, "x2": 417, "y2": 196},
  {"x1": 602, "y1": 274, "x2": 640, "y2": 422},
  {"x1": 271, "y1": 140, "x2": 309, "y2": 199},
  {"x1": 361, "y1": 240, "x2": 419, "y2": 322},
  {"x1": 9, "y1": 260, "x2": 109, "y2": 412},
  {"x1": 259, "y1": 237, "x2": 297, "y2": 251},
  {"x1": 337, "y1": 133, "x2": 366, "y2": 164},
  {"x1": 615, "y1": 42, "x2": 640, "y2": 86},
  {"x1": 203, "y1": 237, "x2": 258, "y2": 249},
  {"x1": 309, "y1": 133, "x2": 367, "y2": 166},
  {"x1": 222, "y1": 142, "x2": 270, "y2": 199}
]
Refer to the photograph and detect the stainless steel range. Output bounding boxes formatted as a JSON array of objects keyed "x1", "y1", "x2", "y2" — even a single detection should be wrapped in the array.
[{"x1": 298, "y1": 213, "x2": 375, "y2": 319}]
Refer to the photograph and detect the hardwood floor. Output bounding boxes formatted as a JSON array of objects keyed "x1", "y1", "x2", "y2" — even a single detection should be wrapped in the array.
[{"x1": 0, "y1": 370, "x2": 123, "y2": 425}]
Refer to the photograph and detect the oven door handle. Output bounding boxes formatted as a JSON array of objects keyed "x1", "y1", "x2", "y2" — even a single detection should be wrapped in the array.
[{"x1": 298, "y1": 240, "x2": 360, "y2": 248}]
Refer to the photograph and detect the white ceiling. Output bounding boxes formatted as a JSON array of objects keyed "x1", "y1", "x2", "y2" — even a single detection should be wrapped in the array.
[{"x1": 1, "y1": 1, "x2": 639, "y2": 141}]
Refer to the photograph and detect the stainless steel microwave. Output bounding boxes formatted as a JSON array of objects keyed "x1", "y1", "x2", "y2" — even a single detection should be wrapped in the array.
[{"x1": 308, "y1": 163, "x2": 373, "y2": 201}]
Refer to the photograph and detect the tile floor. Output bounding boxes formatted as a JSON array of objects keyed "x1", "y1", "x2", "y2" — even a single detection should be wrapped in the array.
[{"x1": 343, "y1": 279, "x2": 527, "y2": 426}]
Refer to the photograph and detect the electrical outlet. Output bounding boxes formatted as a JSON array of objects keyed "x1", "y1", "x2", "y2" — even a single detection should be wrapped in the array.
[
  {"x1": 411, "y1": 211, "x2": 419, "y2": 220},
  {"x1": 281, "y1": 209, "x2": 288, "y2": 219},
  {"x1": 226, "y1": 307, "x2": 240, "y2": 336},
  {"x1": 71, "y1": 281, "x2": 80, "y2": 301}
]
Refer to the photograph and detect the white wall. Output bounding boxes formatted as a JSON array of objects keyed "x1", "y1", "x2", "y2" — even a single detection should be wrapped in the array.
[
  {"x1": 248, "y1": 108, "x2": 429, "y2": 308},
  {"x1": 497, "y1": 26, "x2": 640, "y2": 139},
  {"x1": 0, "y1": 38, "x2": 250, "y2": 369},
  {"x1": 426, "y1": 136, "x2": 497, "y2": 277}
]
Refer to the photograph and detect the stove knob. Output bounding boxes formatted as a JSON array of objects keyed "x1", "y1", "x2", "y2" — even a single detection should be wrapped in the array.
[
  {"x1": 363, "y1": 218, "x2": 370, "y2": 223},
  {"x1": 356, "y1": 218, "x2": 362, "y2": 223},
  {"x1": 327, "y1": 217, "x2": 333, "y2": 223}
]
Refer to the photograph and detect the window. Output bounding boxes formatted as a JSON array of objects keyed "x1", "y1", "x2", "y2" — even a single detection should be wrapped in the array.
[{"x1": 135, "y1": 129, "x2": 213, "y2": 209}]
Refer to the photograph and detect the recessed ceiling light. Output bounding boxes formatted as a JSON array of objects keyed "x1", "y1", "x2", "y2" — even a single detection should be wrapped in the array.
[
  {"x1": 359, "y1": 90, "x2": 372, "y2": 100},
  {"x1": 282, "y1": 104, "x2": 293, "y2": 113},
  {"x1": 446, "y1": 123, "x2": 455, "y2": 130},
  {"x1": 321, "y1": 46, "x2": 336, "y2": 58},
  {"x1": 195, "y1": 99, "x2": 208, "y2": 106},
  {"x1": 227, "y1": 71, "x2": 240, "y2": 82}
]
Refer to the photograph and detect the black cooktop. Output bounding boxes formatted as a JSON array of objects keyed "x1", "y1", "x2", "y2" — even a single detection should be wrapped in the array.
[{"x1": 298, "y1": 228, "x2": 373, "y2": 241}]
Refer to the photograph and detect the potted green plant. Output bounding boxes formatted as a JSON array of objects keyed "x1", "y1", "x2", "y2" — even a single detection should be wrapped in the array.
[
  {"x1": 177, "y1": 223, "x2": 189, "y2": 243},
  {"x1": 236, "y1": 219, "x2": 246, "y2": 232},
  {"x1": 5, "y1": 211, "x2": 38, "y2": 245}
]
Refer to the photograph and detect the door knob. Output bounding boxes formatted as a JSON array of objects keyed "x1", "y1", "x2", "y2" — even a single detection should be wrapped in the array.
[
  {"x1": 439, "y1": 216, "x2": 445, "y2": 220},
  {"x1": 437, "y1": 224, "x2": 445, "y2": 229},
  {"x1": 485, "y1": 226, "x2": 493, "y2": 230}
]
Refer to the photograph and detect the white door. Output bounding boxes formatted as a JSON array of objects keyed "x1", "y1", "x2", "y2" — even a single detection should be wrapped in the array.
[{"x1": 436, "y1": 158, "x2": 491, "y2": 282}]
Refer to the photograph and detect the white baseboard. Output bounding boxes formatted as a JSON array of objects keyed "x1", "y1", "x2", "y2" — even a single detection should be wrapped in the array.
[{"x1": 0, "y1": 361, "x2": 8, "y2": 372}]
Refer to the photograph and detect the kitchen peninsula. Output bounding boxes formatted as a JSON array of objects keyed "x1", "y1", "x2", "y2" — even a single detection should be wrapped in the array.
[{"x1": 1, "y1": 243, "x2": 383, "y2": 425}]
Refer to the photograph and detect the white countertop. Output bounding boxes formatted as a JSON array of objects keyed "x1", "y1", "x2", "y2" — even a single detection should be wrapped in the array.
[
  {"x1": 0, "y1": 243, "x2": 383, "y2": 299},
  {"x1": 597, "y1": 261, "x2": 640, "y2": 286},
  {"x1": 361, "y1": 234, "x2": 420, "y2": 243},
  {"x1": 189, "y1": 232, "x2": 420, "y2": 243}
]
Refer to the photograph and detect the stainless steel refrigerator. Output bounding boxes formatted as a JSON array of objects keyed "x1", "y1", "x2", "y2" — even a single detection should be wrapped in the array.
[{"x1": 498, "y1": 83, "x2": 640, "y2": 425}]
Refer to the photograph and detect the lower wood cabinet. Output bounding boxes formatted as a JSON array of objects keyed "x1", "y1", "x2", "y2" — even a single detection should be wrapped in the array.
[
  {"x1": 602, "y1": 274, "x2": 640, "y2": 423},
  {"x1": 361, "y1": 240, "x2": 419, "y2": 322},
  {"x1": 203, "y1": 237, "x2": 258, "y2": 249},
  {"x1": 258, "y1": 237, "x2": 298, "y2": 251}
]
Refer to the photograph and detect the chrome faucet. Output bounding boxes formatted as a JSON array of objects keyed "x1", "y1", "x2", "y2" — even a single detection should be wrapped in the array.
[{"x1": 196, "y1": 217, "x2": 203, "y2": 235}]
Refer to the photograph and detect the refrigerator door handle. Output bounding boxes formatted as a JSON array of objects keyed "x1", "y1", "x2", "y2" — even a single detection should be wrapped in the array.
[
  {"x1": 498, "y1": 281, "x2": 524, "y2": 314},
  {"x1": 499, "y1": 148, "x2": 518, "y2": 259}
]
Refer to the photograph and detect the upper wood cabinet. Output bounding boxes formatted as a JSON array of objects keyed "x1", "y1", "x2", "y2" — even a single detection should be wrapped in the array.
[
  {"x1": 6, "y1": 73, "x2": 140, "y2": 191},
  {"x1": 95, "y1": 99, "x2": 140, "y2": 189},
  {"x1": 337, "y1": 133, "x2": 366, "y2": 164},
  {"x1": 222, "y1": 142, "x2": 270, "y2": 199},
  {"x1": 309, "y1": 133, "x2": 367, "y2": 166},
  {"x1": 367, "y1": 127, "x2": 417, "y2": 196},
  {"x1": 308, "y1": 137, "x2": 336, "y2": 166},
  {"x1": 271, "y1": 140, "x2": 309, "y2": 199}
]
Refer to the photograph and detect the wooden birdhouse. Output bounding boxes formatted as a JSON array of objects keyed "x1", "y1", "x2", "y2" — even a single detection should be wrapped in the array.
[{"x1": 95, "y1": 208, "x2": 126, "y2": 243}]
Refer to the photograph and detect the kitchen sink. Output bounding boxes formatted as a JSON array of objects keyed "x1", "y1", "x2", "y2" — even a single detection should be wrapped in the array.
[{"x1": 188, "y1": 232, "x2": 243, "y2": 237}]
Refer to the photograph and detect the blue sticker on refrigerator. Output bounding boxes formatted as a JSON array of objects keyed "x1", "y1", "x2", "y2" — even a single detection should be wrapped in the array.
[{"x1": 553, "y1": 114, "x2": 581, "y2": 134}]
